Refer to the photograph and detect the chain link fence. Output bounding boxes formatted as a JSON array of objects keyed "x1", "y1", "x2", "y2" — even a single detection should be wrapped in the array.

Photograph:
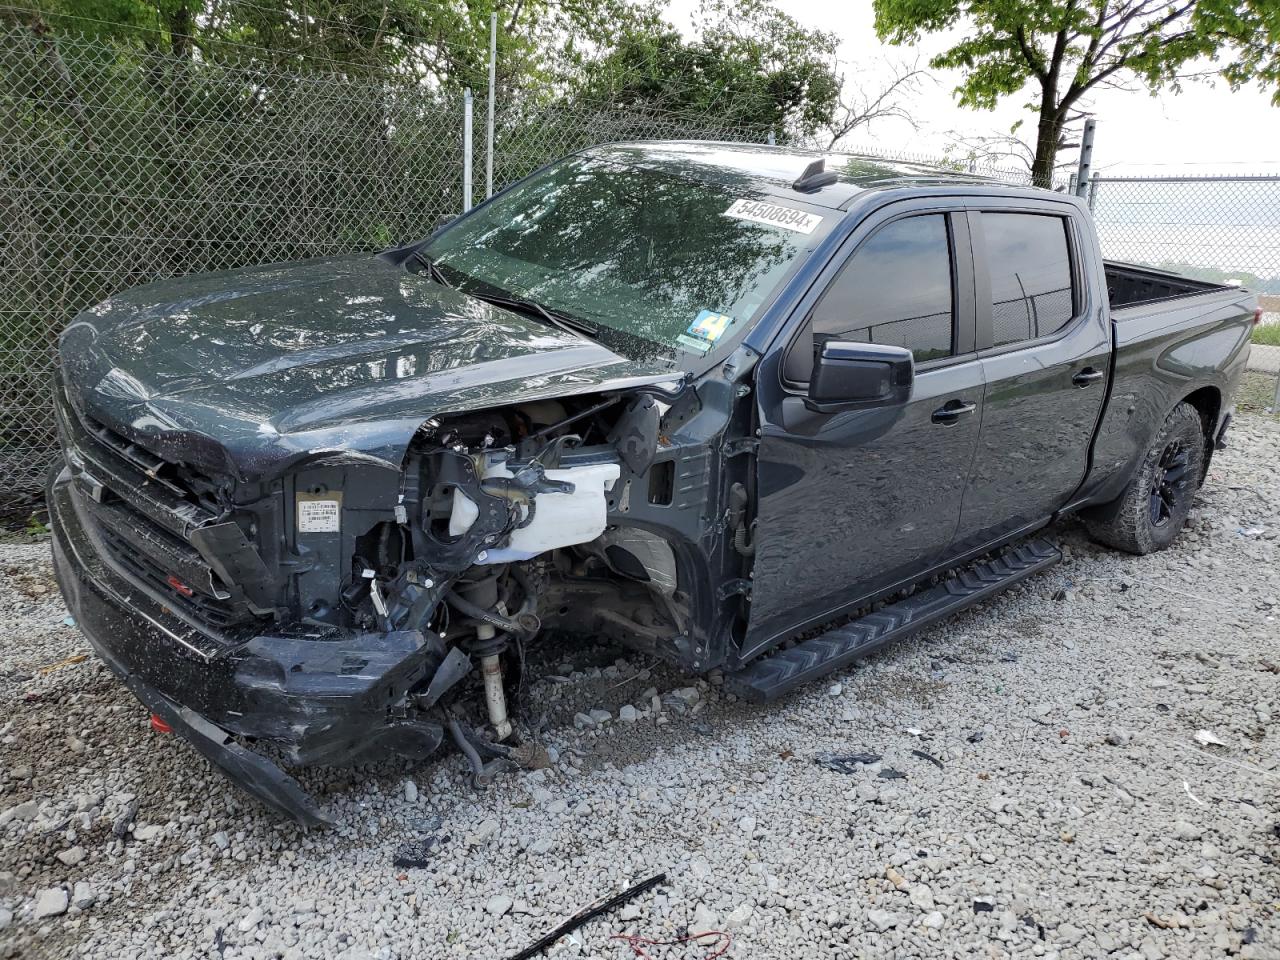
[
  {"x1": 3, "y1": 26, "x2": 1278, "y2": 514},
  {"x1": 1, "y1": 27, "x2": 472, "y2": 512},
  {"x1": 1085, "y1": 174, "x2": 1280, "y2": 321},
  {"x1": 490, "y1": 101, "x2": 766, "y2": 191}
]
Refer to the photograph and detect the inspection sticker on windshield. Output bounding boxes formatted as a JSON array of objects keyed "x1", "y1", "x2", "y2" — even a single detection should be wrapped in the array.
[
  {"x1": 723, "y1": 198, "x2": 823, "y2": 234},
  {"x1": 297, "y1": 492, "x2": 342, "y2": 533},
  {"x1": 677, "y1": 310, "x2": 734, "y2": 354}
]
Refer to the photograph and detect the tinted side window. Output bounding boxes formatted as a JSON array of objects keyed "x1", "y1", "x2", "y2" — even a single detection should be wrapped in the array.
[
  {"x1": 980, "y1": 213, "x2": 1074, "y2": 347},
  {"x1": 792, "y1": 214, "x2": 954, "y2": 379}
]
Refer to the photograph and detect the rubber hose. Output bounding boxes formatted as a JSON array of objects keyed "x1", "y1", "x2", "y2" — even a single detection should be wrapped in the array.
[
  {"x1": 447, "y1": 717, "x2": 486, "y2": 781},
  {"x1": 509, "y1": 566, "x2": 538, "y2": 615},
  {"x1": 734, "y1": 520, "x2": 755, "y2": 557},
  {"x1": 445, "y1": 590, "x2": 522, "y2": 633}
]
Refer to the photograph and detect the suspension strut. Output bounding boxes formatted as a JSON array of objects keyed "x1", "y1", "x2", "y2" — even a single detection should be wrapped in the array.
[{"x1": 451, "y1": 576, "x2": 513, "y2": 741}]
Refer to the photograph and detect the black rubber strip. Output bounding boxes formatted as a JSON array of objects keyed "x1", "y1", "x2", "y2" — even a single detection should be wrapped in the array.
[{"x1": 505, "y1": 873, "x2": 667, "y2": 960}]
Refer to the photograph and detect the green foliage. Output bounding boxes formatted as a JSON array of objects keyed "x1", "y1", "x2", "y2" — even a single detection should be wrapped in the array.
[
  {"x1": 872, "y1": 0, "x2": 1280, "y2": 183},
  {"x1": 571, "y1": 0, "x2": 841, "y2": 135},
  {"x1": 4, "y1": 0, "x2": 843, "y2": 135},
  {"x1": 1254, "y1": 322, "x2": 1280, "y2": 346},
  {"x1": 12, "y1": 0, "x2": 582, "y2": 88},
  {"x1": 1235, "y1": 371, "x2": 1280, "y2": 417}
]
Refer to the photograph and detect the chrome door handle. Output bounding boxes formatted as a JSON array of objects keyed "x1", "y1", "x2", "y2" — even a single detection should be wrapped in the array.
[{"x1": 931, "y1": 400, "x2": 977, "y2": 424}]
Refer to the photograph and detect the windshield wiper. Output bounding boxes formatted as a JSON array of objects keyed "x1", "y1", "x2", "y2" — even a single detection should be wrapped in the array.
[
  {"x1": 409, "y1": 251, "x2": 454, "y2": 288},
  {"x1": 466, "y1": 290, "x2": 599, "y2": 341}
]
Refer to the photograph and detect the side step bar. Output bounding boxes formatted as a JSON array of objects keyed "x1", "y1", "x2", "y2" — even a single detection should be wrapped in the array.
[{"x1": 724, "y1": 538, "x2": 1061, "y2": 704}]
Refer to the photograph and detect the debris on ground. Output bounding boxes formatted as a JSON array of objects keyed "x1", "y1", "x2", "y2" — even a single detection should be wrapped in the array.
[
  {"x1": 911, "y1": 749, "x2": 944, "y2": 769},
  {"x1": 814, "y1": 752, "x2": 881, "y2": 773},
  {"x1": 611, "y1": 931, "x2": 733, "y2": 959},
  {"x1": 35, "y1": 653, "x2": 87, "y2": 675},
  {"x1": 1194, "y1": 729, "x2": 1228, "y2": 747},
  {"x1": 391, "y1": 834, "x2": 449, "y2": 868},
  {"x1": 506, "y1": 873, "x2": 666, "y2": 960}
]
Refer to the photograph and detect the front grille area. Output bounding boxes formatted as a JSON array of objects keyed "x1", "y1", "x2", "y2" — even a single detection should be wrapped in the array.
[
  {"x1": 55, "y1": 379, "x2": 268, "y2": 645},
  {"x1": 97, "y1": 526, "x2": 253, "y2": 633},
  {"x1": 55, "y1": 390, "x2": 219, "y2": 539}
]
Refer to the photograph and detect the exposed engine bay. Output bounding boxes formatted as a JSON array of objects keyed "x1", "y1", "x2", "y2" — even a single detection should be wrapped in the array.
[
  {"x1": 340, "y1": 398, "x2": 679, "y2": 760},
  {"x1": 301, "y1": 384, "x2": 752, "y2": 785}
]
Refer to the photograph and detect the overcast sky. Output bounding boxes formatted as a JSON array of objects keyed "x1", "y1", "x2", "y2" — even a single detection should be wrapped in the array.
[{"x1": 667, "y1": 0, "x2": 1280, "y2": 175}]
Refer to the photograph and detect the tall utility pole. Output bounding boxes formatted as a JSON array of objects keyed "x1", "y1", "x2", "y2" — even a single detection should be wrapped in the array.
[
  {"x1": 486, "y1": 12, "x2": 496, "y2": 200},
  {"x1": 1074, "y1": 119, "x2": 1096, "y2": 199},
  {"x1": 463, "y1": 88, "x2": 473, "y2": 212}
]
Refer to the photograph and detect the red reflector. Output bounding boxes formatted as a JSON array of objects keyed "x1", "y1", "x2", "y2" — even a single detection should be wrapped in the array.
[
  {"x1": 166, "y1": 574, "x2": 194, "y2": 597},
  {"x1": 150, "y1": 714, "x2": 172, "y2": 733},
  {"x1": 1253, "y1": 307, "x2": 1264, "y2": 326}
]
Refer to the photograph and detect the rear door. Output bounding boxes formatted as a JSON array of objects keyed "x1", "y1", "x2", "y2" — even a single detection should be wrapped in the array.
[
  {"x1": 744, "y1": 201, "x2": 984, "y2": 659},
  {"x1": 949, "y1": 203, "x2": 1110, "y2": 555}
]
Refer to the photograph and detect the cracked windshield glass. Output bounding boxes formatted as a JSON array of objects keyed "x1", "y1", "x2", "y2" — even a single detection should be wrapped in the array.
[{"x1": 424, "y1": 150, "x2": 830, "y2": 363}]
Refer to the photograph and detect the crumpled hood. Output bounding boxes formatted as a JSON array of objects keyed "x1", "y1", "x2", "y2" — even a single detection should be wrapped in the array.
[{"x1": 59, "y1": 255, "x2": 680, "y2": 480}]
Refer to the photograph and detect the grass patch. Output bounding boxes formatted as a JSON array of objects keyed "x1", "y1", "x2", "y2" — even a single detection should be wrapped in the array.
[
  {"x1": 1252, "y1": 322, "x2": 1280, "y2": 346},
  {"x1": 1236, "y1": 370, "x2": 1280, "y2": 419}
]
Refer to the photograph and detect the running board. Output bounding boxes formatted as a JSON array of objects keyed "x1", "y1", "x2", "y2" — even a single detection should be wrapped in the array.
[{"x1": 723, "y1": 538, "x2": 1061, "y2": 704}]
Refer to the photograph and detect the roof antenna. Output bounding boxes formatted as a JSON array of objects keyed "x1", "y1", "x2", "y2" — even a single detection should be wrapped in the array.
[{"x1": 792, "y1": 158, "x2": 838, "y2": 193}]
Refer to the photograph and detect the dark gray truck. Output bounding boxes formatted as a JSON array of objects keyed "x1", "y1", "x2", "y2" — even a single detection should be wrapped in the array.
[{"x1": 48, "y1": 142, "x2": 1259, "y2": 824}]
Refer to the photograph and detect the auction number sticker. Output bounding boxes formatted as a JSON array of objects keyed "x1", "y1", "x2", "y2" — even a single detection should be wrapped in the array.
[
  {"x1": 723, "y1": 198, "x2": 823, "y2": 234},
  {"x1": 297, "y1": 492, "x2": 342, "y2": 533}
]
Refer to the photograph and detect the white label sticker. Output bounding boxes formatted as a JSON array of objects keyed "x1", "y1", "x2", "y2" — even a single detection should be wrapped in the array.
[
  {"x1": 723, "y1": 198, "x2": 823, "y2": 234},
  {"x1": 297, "y1": 496, "x2": 341, "y2": 533}
]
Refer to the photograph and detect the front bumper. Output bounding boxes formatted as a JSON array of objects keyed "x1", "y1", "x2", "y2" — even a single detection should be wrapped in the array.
[{"x1": 48, "y1": 466, "x2": 445, "y2": 825}]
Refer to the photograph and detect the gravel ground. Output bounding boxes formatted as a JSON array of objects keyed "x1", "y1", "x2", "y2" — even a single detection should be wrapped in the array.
[{"x1": 2, "y1": 416, "x2": 1278, "y2": 960}]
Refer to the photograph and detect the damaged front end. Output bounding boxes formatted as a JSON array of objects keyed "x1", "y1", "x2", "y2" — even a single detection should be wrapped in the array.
[{"x1": 49, "y1": 363, "x2": 755, "y2": 823}]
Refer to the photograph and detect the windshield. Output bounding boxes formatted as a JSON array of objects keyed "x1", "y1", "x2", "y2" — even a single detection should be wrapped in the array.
[{"x1": 422, "y1": 152, "x2": 831, "y2": 362}]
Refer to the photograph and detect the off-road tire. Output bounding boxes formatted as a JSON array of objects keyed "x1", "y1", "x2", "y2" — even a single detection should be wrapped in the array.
[{"x1": 1084, "y1": 402, "x2": 1205, "y2": 555}]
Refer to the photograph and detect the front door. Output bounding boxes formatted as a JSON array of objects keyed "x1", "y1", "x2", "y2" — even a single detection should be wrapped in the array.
[
  {"x1": 949, "y1": 206, "x2": 1111, "y2": 554},
  {"x1": 744, "y1": 207, "x2": 984, "y2": 660}
]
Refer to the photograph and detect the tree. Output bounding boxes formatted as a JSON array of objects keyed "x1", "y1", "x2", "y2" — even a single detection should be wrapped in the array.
[
  {"x1": 872, "y1": 0, "x2": 1280, "y2": 186},
  {"x1": 14, "y1": 0, "x2": 578, "y2": 87},
  {"x1": 942, "y1": 116, "x2": 1085, "y2": 179},
  {"x1": 820, "y1": 58, "x2": 927, "y2": 149},
  {"x1": 574, "y1": 0, "x2": 842, "y2": 137}
]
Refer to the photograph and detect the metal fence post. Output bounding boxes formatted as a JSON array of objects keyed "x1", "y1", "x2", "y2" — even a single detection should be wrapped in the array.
[
  {"x1": 486, "y1": 13, "x2": 496, "y2": 200},
  {"x1": 1075, "y1": 119, "x2": 1096, "y2": 199},
  {"x1": 463, "y1": 88, "x2": 473, "y2": 212}
]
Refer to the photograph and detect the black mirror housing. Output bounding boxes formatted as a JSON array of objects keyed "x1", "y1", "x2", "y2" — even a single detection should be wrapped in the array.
[{"x1": 806, "y1": 341, "x2": 914, "y2": 413}]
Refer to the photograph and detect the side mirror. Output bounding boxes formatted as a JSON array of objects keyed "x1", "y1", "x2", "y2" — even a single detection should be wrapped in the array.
[{"x1": 806, "y1": 341, "x2": 914, "y2": 414}]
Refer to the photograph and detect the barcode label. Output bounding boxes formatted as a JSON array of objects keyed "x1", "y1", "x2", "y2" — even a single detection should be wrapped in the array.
[{"x1": 297, "y1": 496, "x2": 341, "y2": 533}]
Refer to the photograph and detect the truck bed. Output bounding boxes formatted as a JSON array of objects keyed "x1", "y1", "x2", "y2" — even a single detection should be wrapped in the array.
[
  {"x1": 1105, "y1": 261, "x2": 1226, "y2": 310},
  {"x1": 1077, "y1": 259, "x2": 1256, "y2": 518}
]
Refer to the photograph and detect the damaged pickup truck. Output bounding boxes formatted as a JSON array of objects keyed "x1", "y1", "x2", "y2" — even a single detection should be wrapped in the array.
[{"x1": 48, "y1": 142, "x2": 1258, "y2": 824}]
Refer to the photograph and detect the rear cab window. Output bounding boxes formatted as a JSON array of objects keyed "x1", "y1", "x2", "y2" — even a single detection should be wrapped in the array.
[{"x1": 975, "y1": 212, "x2": 1077, "y2": 348}]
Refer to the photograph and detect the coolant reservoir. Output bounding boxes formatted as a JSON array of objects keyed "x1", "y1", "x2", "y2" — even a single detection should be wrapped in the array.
[{"x1": 448, "y1": 455, "x2": 620, "y2": 563}]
